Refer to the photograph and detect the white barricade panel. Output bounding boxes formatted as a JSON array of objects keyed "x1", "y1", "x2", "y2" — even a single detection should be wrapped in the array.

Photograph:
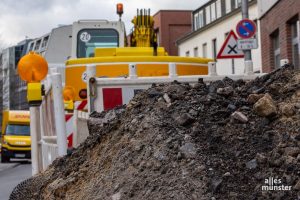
[
  {"x1": 73, "y1": 110, "x2": 89, "y2": 148},
  {"x1": 40, "y1": 87, "x2": 59, "y2": 170},
  {"x1": 41, "y1": 142, "x2": 58, "y2": 169}
]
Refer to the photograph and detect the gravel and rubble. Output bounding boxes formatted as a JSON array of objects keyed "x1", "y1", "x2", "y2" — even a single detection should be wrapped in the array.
[{"x1": 10, "y1": 65, "x2": 300, "y2": 199}]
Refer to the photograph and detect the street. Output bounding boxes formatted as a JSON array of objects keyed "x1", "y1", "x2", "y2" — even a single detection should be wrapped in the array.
[{"x1": 0, "y1": 161, "x2": 32, "y2": 200}]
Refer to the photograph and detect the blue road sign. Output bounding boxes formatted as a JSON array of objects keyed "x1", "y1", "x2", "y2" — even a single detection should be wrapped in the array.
[{"x1": 236, "y1": 19, "x2": 256, "y2": 39}]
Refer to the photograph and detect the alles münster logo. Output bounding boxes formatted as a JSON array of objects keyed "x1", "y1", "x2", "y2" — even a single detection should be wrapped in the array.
[{"x1": 262, "y1": 177, "x2": 292, "y2": 191}]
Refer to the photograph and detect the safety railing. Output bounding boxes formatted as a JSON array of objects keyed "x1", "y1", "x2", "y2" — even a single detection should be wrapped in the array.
[
  {"x1": 86, "y1": 62, "x2": 265, "y2": 113},
  {"x1": 39, "y1": 75, "x2": 58, "y2": 169},
  {"x1": 32, "y1": 69, "x2": 67, "y2": 173}
]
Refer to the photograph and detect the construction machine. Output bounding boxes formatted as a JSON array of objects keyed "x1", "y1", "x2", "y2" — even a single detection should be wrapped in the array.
[{"x1": 64, "y1": 4, "x2": 211, "y2": 105}]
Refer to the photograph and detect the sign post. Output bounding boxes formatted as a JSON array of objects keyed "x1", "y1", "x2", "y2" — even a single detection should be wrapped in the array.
[{"x1": 238, "y1": 0, "x2": 255, "y2": 74}]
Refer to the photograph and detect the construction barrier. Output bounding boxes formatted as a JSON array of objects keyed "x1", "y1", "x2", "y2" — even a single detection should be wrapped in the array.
[
  {"x1": 38, "y1": 70, "x2": 68, "y2": 171},
  {"x1": 87, "y1": 62, "x2": 265, "y2": 113},
  {"x1": 73, "y1": 108, "x2": 89, "y2": 148},
  {"x1": 66, "y1": 101, "x2": 89, "y2": 148},
  {"x1": 40, "y1": 76, "x2": 59, "y2": 170}
]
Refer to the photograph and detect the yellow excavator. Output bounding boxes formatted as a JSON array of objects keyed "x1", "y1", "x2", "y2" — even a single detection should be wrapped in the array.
[{"x1": 63, "y1": 4, "x2": 211, "y2": 106}]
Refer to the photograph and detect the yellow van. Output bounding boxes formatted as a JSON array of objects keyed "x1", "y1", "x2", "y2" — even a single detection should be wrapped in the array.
[{"x1": 1, "y1": 110, "x2": 31, "y2": 162}]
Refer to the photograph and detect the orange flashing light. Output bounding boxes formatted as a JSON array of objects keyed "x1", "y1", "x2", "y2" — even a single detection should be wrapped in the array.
[
  {"x1": 117, "y1": 3, "x2": 123, "y2": 15},
  {"x1": 18, "y1": 51, "x2": 48, "y2": 83},
  {"x1": 63, "y1": 86, "x2": 76, "y2": 101}
]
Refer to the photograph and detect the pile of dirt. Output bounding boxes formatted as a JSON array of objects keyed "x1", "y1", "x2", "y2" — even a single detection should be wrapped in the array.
[{"x1": 10, "y1": 65, "x2": 300, "y2": 200}]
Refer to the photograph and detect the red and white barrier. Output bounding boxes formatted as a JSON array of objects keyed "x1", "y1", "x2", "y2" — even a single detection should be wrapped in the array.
[
  {"x1": 87, "y1": 63, "x2": 264, "y2": 113},
  {"x1": 65, "y1": 114, "x2": 74, "y2": 148}
]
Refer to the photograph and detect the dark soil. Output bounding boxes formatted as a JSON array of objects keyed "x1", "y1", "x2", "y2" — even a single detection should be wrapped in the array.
[{"x1": 10, "y1": 65, "x2": 300, "y2": 200}]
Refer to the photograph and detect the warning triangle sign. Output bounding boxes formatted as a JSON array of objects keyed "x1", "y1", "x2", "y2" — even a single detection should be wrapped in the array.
[{"x1": 217, "y1": 30, "x2": 244, "y2": 59}]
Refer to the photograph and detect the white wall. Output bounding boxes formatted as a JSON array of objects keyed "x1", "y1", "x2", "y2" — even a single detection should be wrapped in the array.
[{"x1": 178, "y1": 3, "x2": 262, "y2": 75}]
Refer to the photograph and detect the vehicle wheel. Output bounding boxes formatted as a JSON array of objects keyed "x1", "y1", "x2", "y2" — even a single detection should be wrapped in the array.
[{"x1": 1, "y1": 153, "x2": 9, "y2": 163}]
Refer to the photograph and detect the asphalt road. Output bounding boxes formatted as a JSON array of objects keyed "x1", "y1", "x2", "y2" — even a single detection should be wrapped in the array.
[{"x1": 0, "y1": 161, "x2": 32, "y2": 200}]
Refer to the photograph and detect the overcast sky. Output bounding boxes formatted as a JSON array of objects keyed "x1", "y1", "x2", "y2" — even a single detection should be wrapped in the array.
[{"x1": 0, "y1": 0, "x2": 209, "y2": 47}]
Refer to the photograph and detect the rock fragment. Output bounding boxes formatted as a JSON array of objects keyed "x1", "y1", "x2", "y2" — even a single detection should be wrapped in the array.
[
  {"x1": 247, "y1": 94, "x2": 264, "y2": 104},
  {"x1": 284, "y1": 147, "x2": 300, "y2": 157},
  {"x1": 231, "y1": 111, "x2": 248, "y2": 123},
  {"x1": 253, "y1": 93, "x2": 277, "y2": 117},
  {"x1": 217, "y1": 86, "x2": 234, "y2": 96},
  {"x1": 211, "y1": 178, "x2": 223, "y2": 192},
  {"x1": 175, "y1": 113, "x2": 195, "y2": 126},
  {"x1": 179, "y1": 143, "x2": 197, "y2": 158},
  {"x1": 246, "y1": 159, "x2": 257, "y2": 169},
  {"x1": 163, "y1": 93, "x2": 171, "y2": 104},
  {"x1": 279, "y1": 103, "x2": 296, "y2": 117}
]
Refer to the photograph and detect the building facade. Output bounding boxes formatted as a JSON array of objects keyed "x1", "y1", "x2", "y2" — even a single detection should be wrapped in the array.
[
  {"x1": 260, "y1": 0, "x2": 300, "y2": 72},
  {"x1": 177, "y1": 0, "x2": 261, "y2": 75},
  {"x1": 0, "y1": 40, "x2": 31, "y2": 130},
  {"x1": 153, "y1": 10, "x2": 192, "y2": 56}
]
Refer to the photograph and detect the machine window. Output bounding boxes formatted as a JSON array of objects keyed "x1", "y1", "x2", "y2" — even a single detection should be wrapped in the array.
[
  {"x1": 6, "y1": 124, "x2": 30, "y2": 136},
  {"x1": 77, "y1": 29, "x2": 119, "y2": 58}
]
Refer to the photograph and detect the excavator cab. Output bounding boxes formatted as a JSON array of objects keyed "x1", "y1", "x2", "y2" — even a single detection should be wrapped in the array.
[{"x1": 71, "y1": 20, "x2": 126, "y2": 59}]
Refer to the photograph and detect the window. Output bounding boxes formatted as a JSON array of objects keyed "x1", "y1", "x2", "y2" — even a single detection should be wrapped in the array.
[
  {"x1": 225, "y1": 0, "x2": 231, "y2": 14},
  {"x1": 206, "y1": 6, "x2": 211, "y2": 24},
  {"x1": 235, "y1": 0, "x2": 242, "y2": 8},
  {"x1": 41, "y1": 36, "x2": 49, "y2": 48},
  {"x1": 194, "y1": 13, "x2": 199, "y2": 30},
  {"x1": 77, "y1": 29, "x2": 119, "y2": 58},
  {"x1": 34, "y1": 40, "x2": 41, "y2": 51},
  {"x1": 199, "y1": 10, "x2": 204, "y2": 28},
  {"x1": 6, "y1": 124, "x2": 30, "y2": 136},
  {"x1": 186, "y1": 51, "x2": 190, "y2": 57},
  {"x1": 211, "y1": 3, "x2": 216, "y2": 21},
  {"x1": 216, "y1": 0, "x2": 222, "y2": 18},
  {"x1": 193, "y1": 11, "x2": 204, "y2": 30},
  {"x1": 291, "y1": 20, "x2": 299, "y2": 68},
  {"x1": 194, "y1": 47, "x2": 198, "y2": 57},
  {"x1": 212, "y1": 39, "x2": 217, "y2": 59},
  {"x1": 271, "y1": 30, "x2": 280, "y2": 68},
  {"x1": 202, "y1": 43, "x2": 207, "y2": 57}
]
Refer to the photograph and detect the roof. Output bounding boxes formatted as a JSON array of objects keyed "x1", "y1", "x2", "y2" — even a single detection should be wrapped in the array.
[{"x1": 153, "y1": 10, "x2": 193, "y2": 17}]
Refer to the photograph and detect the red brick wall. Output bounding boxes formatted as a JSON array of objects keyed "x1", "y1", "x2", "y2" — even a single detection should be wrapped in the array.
[
  {"x1": 153, "y1": 11, "x2": 192, "y2": 56},
  {"x1": 260, "y1": 0, "x2": 300, "y2": 72}
]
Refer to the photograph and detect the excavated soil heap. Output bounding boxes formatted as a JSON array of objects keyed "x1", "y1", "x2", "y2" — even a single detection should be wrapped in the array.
[{"x1": 10, "y1": 65, "x2": 300, "y2": 200}]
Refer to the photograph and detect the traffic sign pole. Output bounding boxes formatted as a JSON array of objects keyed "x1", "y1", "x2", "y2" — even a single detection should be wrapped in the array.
[
  {"x1": 241, "y1": 0, "x2": 253, "y2": 74},
  {"x1": 242, "y1": 0, "x2": 251, "y2": 61}
]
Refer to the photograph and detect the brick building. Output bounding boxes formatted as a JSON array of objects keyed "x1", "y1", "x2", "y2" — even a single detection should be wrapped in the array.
[
  {"x1": 153, "y1": 10, "x2": 192, "y2": 56},
  {"x1": 260, "y1": 0, "x2": 300, "y2": 72}
]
